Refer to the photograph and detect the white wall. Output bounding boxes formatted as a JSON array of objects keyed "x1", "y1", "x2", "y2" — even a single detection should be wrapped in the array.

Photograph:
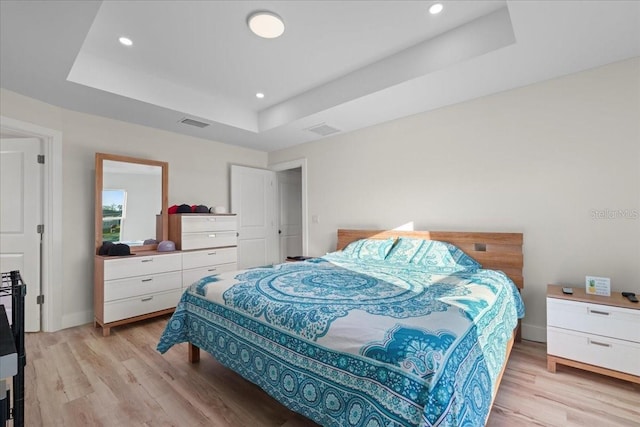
[
  {"x1": 0, "y1": 88, "x2": 267, "y2": 329},
  {"x1": 2, "y1": 58, "x2": 637, "y2": 337},
  {"x1": 269, "y1": 58, "x2": 640, "y2": 342}
]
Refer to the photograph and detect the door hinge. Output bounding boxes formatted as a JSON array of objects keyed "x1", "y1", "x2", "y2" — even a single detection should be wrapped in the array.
[
  {"x1": 37, "y1": 154, "x2": 45, "y2": 164},
  {"x1": 37, "y1": 295, "x2": 45, "y2": 305},
  {"x1": 37, "y1": 224, "x2": 44, "y2": 234}
]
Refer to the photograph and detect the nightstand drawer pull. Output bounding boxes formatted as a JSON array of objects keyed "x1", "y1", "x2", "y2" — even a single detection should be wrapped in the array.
[
  {"x1": 141, "y1": 296, "x2": 153, "y2": 302},
  {"x1": 141, "y1": 259, "x2": 154, "y2": 263},
  {"x1": 208, "y1": 252, "x2": 217, "y2": 256},
  {"x1": 208, "y1": 234, "x2": 216, "y2": 238},
  {"x1": 588, "y1": 309, "x2": 609, "y2": 316},
  {"x1": 141, "y1": 278, "x2": 153, "y2": 283},
  {"x1": 207, "y1": 268, "x2": 217, "y2": 272},
  {"x1": 589, "y1": 340, "x2": 611, "y2": 348}
]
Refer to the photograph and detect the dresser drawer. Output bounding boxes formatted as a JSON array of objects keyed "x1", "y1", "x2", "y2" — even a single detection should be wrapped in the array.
[
  {"x1": 182, "y1": 247, "x2": 237, "y2": 269},
  {"x1": 548, "y1": 327, "x2": 640, "y2": 376},
  {"x1": 180, "y1": 231, "x2": 237, "y2": 251},
  {"x1": 547, "y1": 298, "x2": 640, "y2": 343},
  {"x1": 103, "y1": 289, "x2": 182, "y2": 323},
  {"x1": 182, "y1": 263, "x2": 237, "y2": 288},
  {"x1": 104, "y1": 253, "x2": 182, "y2": 281},
  {"x1": 181, "y1": 215, "x2": 237, "y2": 233},
  {"x1": 104, "y1": 270, "x2": 182, "y2": 302}
]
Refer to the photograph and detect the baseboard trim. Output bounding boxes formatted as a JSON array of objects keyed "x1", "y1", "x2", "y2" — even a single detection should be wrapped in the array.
[
  {"x1": 522, "y1": 322, "x2": 546, "y2": 343},
  {"x1": 61, "y1": 310, "x2": 93, "y2": 330}
]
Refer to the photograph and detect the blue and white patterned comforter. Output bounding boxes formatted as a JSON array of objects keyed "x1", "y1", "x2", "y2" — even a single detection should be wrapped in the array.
[{"x1": 157, "y1": 254, "x2": 525, "y2": 427}]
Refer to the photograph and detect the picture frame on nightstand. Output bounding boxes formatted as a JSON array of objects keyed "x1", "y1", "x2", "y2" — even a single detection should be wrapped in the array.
[{"x1": 585, "y1": 275, "x2": 611, "y2": 296}]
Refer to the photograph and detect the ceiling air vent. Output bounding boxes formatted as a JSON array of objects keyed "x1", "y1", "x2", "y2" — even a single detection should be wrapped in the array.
[
  {"x1": 306, "y1": 123, "x2": 341, "y2": 136},
  {"x1": 179, "y1": 117, "x2": 210, "y2": 128}
]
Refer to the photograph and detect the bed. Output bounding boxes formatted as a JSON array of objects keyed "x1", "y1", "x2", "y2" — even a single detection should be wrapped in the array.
[{"x1": 157, "y1": 229, "x2": 525, "y2": 427}]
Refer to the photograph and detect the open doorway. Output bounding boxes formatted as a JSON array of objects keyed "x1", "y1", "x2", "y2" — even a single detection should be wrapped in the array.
[
  {"x1": 270, "y1": 158, "x2": 308, "y2": 263},
  {"x1": 277, "y1": 167, "x2": 302, "y2": 262}
]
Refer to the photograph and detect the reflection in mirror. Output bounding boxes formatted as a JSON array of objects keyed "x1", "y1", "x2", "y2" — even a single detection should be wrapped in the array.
[
  {"x1": 102, "y1": 160, "x2": 161, "y2": 245},
  {"x1": 95, "y1": 153, "x2": 168, "y2": 254}
]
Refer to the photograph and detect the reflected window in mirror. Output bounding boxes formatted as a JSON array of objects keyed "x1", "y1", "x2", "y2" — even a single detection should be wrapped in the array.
[{"x1": 102, "y1": 189, "x2": 127, "y2": 243}]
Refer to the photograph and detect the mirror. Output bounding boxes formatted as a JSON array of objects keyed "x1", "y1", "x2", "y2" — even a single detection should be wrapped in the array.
[{"x1": 95, "y1": 153, "x2": 168, "y2": 254}]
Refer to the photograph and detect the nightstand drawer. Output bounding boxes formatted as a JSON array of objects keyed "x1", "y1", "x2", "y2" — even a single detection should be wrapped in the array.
[
  {"x1": 182, "y1": 263, "x2": 237, "y2": 288},
  {"x1": 103, "y1": 289, "x2": 182, "y2": 323},
  {"x1": 180, "y1": 231, "x2": 237, "y2": 251},
  {"x1": 182, "y1": 247, "x2": 237, "y2": 269},
  {"x1": 547, "y1": 298, "x2": 640, "y2": 343},
  {"x1": 104, "y1": 271, "x2": 182, "y2": 301},
  {"x1": 181, "y1": 215, "x2": 237, "y2": 233},
  {"x1": 548, "y1": 327, "x2": 640, "y2": 376}
]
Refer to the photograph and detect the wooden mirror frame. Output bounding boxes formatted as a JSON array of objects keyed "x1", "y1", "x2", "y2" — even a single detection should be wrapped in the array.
[{"x1": 95, "y1": 153, "x2": 168, "y2": 254}]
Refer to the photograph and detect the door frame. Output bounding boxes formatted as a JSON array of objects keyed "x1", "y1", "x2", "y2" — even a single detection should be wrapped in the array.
[
  {"x1": 269, "y1": 158, "x2": 308, "y2": 257},
  {"x1": 1, "y1": 115, "x2": 63, "y2": 332}
]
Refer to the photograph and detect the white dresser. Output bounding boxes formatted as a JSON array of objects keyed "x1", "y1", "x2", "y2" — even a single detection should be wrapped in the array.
[
  {"x1": 169, "y1": 213, "x2": 238, "y2": 289},
  {"x1": 546, "y1": 284, "x2": 640, "y2": 384},
  {"x1": 168, "y1": 214, "x2": 237, "y2": 250},
  {"x1": 182, "y1": 247, "x2": 237, "y2": 287},
  {"x1": 94, "y1": 252, "x2": 183, "y2": 336},
  {"x1": 94, "y1": 214, "x2": 238, "y2": 336}
]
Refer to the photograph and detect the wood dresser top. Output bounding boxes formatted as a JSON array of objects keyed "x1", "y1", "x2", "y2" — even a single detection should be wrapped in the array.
[{"x1": 547, "y1": 284, "x2": 640, "y2": 310}]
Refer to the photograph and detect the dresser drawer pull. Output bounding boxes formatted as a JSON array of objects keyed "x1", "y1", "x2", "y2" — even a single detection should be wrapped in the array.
[
  {"x1": 208, "y1": 252, "x2": 217, "y2": 256},
  {"x1": 588, "y1": 309, "x2": 610, "y2": 316},
  {"x1": 141, "y1": 296, "x2": 153, "y2": 302},
  {"x1": 141, "y1": 278, "x2": 153, "y2": 283},
  {"x1": 141, "y1": 259, "x2": 154, "y2": 263},
  {"x1": 208, "y1": 234, "x2": 216, "y2": 238},
  {"x1": 589, "y1": 340, "x2": 611, "y2": 348},
  {"x1": 207, "y1": 268, "x2": 217, "y2": 272}
]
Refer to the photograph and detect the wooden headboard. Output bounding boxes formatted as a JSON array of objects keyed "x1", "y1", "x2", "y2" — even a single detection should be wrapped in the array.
[{"x1": 336, "y1": 229, "x2": 524, "y2": 289}]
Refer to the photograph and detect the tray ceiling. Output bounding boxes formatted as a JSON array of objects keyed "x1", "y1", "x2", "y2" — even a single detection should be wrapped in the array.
[{"x1": 1, "y1": 1, "x2": 639, "y2": 151}]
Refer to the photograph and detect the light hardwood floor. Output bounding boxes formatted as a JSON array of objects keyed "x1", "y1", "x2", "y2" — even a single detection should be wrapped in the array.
[{"x1": 14, "y1": 316, "x2": 639, "y2": 426}]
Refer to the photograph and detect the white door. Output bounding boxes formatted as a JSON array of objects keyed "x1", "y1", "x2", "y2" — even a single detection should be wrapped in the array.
[
  {"x1": 277, "y1": 168, "x2": 302, "y2": 262},
  {"x1": 0, "y1": 138, "x2": 42, "y2": 331},
  {"x1": 230, "y1": 165, "x2": 278, "y2": 269}
]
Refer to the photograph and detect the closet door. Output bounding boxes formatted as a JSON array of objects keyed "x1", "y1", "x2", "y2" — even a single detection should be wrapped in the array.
[{"x1": 0, "y1": 138, "x2": 42, "y2": 332}]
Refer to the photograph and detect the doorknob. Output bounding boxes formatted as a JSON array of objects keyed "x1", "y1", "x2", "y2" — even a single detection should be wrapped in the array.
[{"x1": 278, "y1": 230, "x2": 282, "y2": 234}]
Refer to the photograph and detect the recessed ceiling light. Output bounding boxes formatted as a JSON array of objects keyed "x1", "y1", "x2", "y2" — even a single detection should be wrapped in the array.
[
  {"x1": 256, "y1": 92, "x2": 265, "y2": 99},
  {"x1": 118, "y1": 36, "x2": 133, "y2": 46},
  {"x1": 429, "y1": 3, "x2": 444, "y2": 15},
  {"x1": 247, "y1": 11, "x2": 285, "y2": 39}
]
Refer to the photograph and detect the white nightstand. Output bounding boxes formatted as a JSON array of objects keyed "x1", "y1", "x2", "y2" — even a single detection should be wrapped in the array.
[{"x1": 546, "y1": 284, "x2": 640, "y2": 384}]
